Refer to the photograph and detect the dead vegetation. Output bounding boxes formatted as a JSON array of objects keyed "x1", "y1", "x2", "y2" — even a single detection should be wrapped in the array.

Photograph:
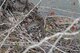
[{"x1": 0, "y1": 0, "x2": 80, "y2": 53}]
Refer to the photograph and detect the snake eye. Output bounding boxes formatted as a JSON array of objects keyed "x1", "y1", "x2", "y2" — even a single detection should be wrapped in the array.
[{"x1": 73, "y1": 2, "x2": 75, "y2": 5}]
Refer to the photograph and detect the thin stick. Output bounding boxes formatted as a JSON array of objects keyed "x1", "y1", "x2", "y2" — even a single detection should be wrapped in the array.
[
  {"x1": 0, "y1": 0, "x2": 7, "y2": 9},
  {"x1": 0, "y1": 0, "x2": 42, "y2": 48},
  {"x1": 48, "y1": 18, "x2": 80, "y2": 53}
]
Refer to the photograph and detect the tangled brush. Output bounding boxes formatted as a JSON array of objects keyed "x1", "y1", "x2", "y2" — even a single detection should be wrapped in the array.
[{"x1": 0, "y1": 0, "x2": 80, "y2": 53}]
